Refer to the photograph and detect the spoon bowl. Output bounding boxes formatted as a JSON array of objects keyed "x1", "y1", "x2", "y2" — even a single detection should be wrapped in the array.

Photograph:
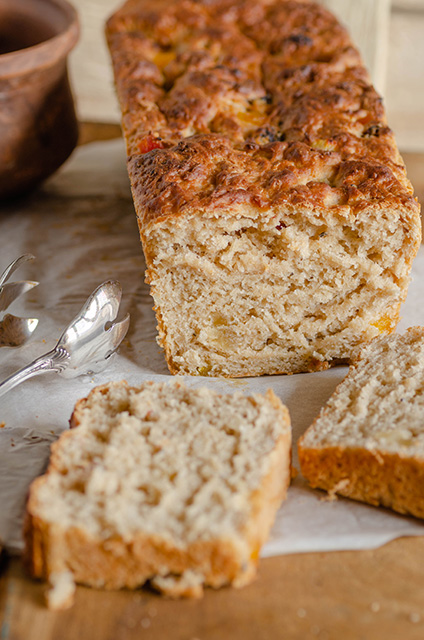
[
  {"x1": 0, "y1": 314, "x2": 39, "y2": 348},
  {"x1": 0, "y1": 254, "x2": 39, "y2": 348},
  {"x1": 0, "y1": 281, "x2": 130, "y2": 397}
]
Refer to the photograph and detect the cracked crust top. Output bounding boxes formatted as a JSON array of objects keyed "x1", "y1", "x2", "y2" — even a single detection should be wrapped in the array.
[{"x1": 106, "y1": 0, "x2": 419, "y2": 229}]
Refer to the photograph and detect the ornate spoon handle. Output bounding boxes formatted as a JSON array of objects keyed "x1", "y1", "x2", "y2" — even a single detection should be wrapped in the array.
[
  {"x1": 0, "y1": 281, "x2": 129, "y2": 398},
  {"x1": 0, "y1": 348, "x2": 69, "y2": 398}
]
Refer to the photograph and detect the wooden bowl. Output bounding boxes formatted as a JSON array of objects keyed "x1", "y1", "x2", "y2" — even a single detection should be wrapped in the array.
[{"x1": 0, "y1": 0, "x2": 79, "y2": 200}]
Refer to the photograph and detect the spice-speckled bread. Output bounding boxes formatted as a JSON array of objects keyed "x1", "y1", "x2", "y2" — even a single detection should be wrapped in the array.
[
  {"x1": 25, "y1": 380, "x2": 291, "y2": 609},
  {"x1": 106, "y1": 0, "x2": 421, "y2": 377},
  {"x1": 299, "y1": 327, "x2": 424, "y2": 518}
]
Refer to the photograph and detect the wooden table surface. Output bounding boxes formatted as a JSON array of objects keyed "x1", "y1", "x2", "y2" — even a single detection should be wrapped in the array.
[{"x1": 1, "y1": 123, "x2": 424, "y2": 640}]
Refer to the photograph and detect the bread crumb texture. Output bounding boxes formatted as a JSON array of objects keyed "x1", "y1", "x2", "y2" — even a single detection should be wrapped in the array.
[
  {"x1": 299, "y1": 327, "x2": 424, "y2": 518},
  {"x1": 25, "y1": 380, "x2": 291, "y2": 607},
  {"x1": 106, "y1": 0, "x2": 421, "y2": 377},
  {"x1": 46, "y1": 571, "x2": 76, "y2": 611}
]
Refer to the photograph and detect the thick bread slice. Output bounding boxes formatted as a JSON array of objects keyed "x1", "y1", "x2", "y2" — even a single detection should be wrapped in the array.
[
  {"x1": 298, "y1": 327, "x2": 424, "y2": 518},
  {"x1": 25, "y1": 380, "x2": 291, "y2": 608},
  {"x1": 106, "y1": 0, "x2": 421, "y2": 377}
]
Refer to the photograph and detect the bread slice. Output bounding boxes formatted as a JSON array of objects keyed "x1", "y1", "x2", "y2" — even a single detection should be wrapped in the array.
[
  {"x1": 106, "y1": 0, "x2": 421, "y2": 377},
  {"x1": 25, "y1": 380, "x2": 291, "y2": 608},
  {"x1": 298, "y1": 327, "x2": 424, "y2": 518}
]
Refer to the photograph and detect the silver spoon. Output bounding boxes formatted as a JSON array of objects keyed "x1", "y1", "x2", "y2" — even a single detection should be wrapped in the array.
[
  {"x1": 0, "y1": 254, "x2": 35, "y2": 288},
  {"x1": 0, "y1": 254, "x2": 39, "y2": 348},
  {"x1": 0, "y1": 314, "x2": 39, "y2": 349},
  {"x1": 0, "y1": 280, "x2": 130, "y2": 398}
]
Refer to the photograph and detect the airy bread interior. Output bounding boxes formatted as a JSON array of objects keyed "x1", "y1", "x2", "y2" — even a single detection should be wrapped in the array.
[
  {"x1": 26, "y1": 380, "x2": 291, "y2": 605},
  {"x1": 36, "y1": 381, "x2": 288, "y2": 541},
  {"x1": 298, "y1": 327, "x2": 424, "y2": 518},
  {"x1": 146, "y1": 205, "x2": 414, "y2": 377},
  {"x1": 107, "y1": 0, "x2": 421, "y2": 378},
  {"x1": 300, "y1": 327, "x2": 424, "y2": 453}
]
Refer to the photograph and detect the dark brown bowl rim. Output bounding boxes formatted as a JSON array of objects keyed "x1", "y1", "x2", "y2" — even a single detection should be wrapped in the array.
[{"x1": 0, "y1": 0, "x2": 79, "y2": 77}]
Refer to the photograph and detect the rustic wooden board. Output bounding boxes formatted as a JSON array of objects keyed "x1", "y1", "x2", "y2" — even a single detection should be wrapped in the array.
[{"x1": 3, "y1": 537, "x2": 424, "y2": 640}]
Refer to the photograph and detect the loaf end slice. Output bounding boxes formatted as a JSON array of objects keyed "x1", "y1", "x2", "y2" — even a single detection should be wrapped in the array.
[
  {"x1": 298, "y1": 327, "x2": 424, "y2": 518},
  {"x1": 25, "y1": 380, "x2": 291, "y2": 608}
]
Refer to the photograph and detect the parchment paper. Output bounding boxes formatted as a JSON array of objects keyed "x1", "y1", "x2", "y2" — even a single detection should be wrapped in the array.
[{"x1": 1, "y1": 139, "x2": 423, "y2": 555}]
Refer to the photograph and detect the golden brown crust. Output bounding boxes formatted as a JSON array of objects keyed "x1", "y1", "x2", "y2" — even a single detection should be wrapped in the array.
[
  {"x1": 241, "y1": 391, "x2": 291, "y2": 580},
  {"x1": 298, "y1": 444, "x2": 424, "y2": 519},
  {"x1": 298, "y1": 328, "x2": 424, "y2": 519},
  {"x1": 25, "y1": 434, "x2": 291, "y2": 595},
  {"x1": 26, "y1": 488, "x2": 251, "y2": 591},
  {"x1": 106, "y1": 0, "x2": 419, "y2": 229},
  {"x1": 106, "y1": 0, "x2": 420, "y2": 379}
]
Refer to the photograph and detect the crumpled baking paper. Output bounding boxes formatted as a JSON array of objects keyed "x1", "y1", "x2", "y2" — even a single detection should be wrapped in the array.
[{"x1": 0, "y1": 139, "x2": 423, "y2": 555}]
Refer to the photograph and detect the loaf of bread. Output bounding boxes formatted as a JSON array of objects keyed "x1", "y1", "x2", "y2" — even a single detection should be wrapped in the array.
[
  {"x1": 25, "y1": 380, "x2": 291, "y2": 608},
  {"x1": 298, "y1": 327, "x2": 424, "y2": 518},
  {"x1": 106, "y1": 0, "x2": 421, "y2": 377}
]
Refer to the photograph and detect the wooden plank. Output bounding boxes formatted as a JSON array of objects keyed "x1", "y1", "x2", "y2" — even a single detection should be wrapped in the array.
[
  {"x1": 78, "y1": 122, "x2": 121, "y2": 146},
  {"x1": 3, "y1": 537, "x2": 424, "y2": 640}
]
